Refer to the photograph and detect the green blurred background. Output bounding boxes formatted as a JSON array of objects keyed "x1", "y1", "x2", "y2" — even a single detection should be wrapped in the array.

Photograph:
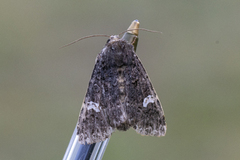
[{"x1": 1, "y1": 0, "x2": 240, "y2": 159}]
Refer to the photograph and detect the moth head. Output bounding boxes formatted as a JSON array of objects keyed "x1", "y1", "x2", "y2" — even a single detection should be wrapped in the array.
[{"x1": 106, "y1": 35, "x2": 120, "y2": 44}]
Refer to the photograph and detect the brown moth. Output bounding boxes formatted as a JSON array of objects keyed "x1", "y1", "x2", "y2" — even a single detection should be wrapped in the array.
[{"x1": 77, "y1": 34, "x2": 166, "y2": 144}]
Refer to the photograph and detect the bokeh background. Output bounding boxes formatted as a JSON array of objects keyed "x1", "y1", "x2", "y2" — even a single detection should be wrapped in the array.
[{"x1": 1, "y1": 0, "x2": 240, "y2": 159}]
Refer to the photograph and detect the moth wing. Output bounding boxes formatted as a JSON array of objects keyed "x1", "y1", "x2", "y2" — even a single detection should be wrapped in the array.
[
  {"x1": 77, "y1": 53, "x2": 114, "y2": 144},
  {"x1": 77, "y1": 101, "x2": 113, "y2": 144},
  {"x1": 77, "y1": 42, "x2": 135, "y2": 144},
  {"x1": 125, "y1": 54, "x2": 167, "y2": 137}
]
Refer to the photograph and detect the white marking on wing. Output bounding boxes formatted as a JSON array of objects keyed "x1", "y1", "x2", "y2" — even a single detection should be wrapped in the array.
[
  {"x1": 86, "y1": 101, "x2": 100, "y2": 112},
  {"x1": 143, "y1": 95, "x2": 155, "y2": 107}
]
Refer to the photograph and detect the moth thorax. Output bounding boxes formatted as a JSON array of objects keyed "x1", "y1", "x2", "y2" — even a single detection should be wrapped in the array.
[{"x1": 108, "y1": 35, "x2": 120, "y2": 43}]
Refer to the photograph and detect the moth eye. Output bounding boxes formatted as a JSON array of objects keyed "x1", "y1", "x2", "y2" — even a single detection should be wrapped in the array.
[{"x1": 106, "y1": 39, "x2": 110, "y2": 43}]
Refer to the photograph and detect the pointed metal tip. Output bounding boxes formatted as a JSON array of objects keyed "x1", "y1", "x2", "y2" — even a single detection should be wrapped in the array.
[{"x1": 127, "y1": 20, "x2": 140, "y2": 36}]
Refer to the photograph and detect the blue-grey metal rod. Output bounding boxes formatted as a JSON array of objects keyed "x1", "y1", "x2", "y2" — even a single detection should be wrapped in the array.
[
  {"x1": 63, "y1": 19, "x2": 139, "y2": 160},
  {"x1": 63, "y1": 124, "x2": 110, "y2": 160}
]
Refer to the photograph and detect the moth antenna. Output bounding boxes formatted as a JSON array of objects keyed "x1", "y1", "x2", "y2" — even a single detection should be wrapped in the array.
[
  {"x1": 60, "y1": 34, "x2": 110, "y2": 48},
  {"x1": 131, "y1": 36, "x2": 138, "y2": 45},
  {"x1": 118, "y1": 28, "x2": 161, "y2": 36}
]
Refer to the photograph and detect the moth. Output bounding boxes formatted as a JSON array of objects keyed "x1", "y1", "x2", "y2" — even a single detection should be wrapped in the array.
[{"x1": 77, "y1": 29, "x2": 166, "y2": 145}]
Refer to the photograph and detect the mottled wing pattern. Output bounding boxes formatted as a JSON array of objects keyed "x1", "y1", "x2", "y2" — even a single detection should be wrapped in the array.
[
  {"x1": 77, "y1": 38, "x2": 166, "y2": 144},
  {"x1": 127, "y1": 53, "x2": 166, "y2": 136}
]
